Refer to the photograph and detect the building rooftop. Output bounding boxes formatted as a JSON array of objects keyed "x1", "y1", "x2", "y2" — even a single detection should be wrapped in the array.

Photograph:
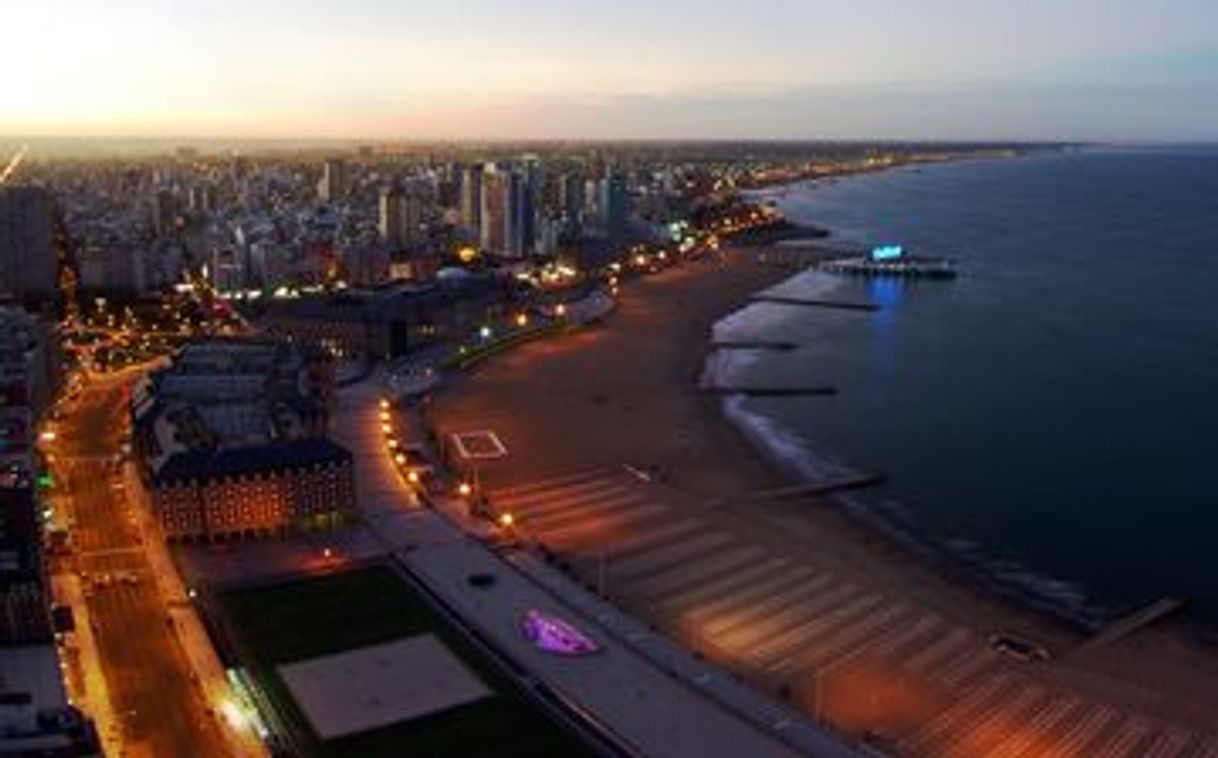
[{"x1": 154, "y1": 436, "x2": 352, "y2": 484}]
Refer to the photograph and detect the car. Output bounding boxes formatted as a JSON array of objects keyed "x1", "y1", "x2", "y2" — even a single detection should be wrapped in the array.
[{"x1": 988, "y1": 633, "x2": 1051, "y2": 662}]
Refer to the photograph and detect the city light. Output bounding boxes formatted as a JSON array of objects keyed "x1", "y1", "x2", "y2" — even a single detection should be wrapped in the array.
[
  {"x1": 515, "y1": 313, "x2": 529, "y2": 327},
  {"x1": 479, "y1": 325, "x2": 493, "y2": 339},
  {"x1": 379, "y1": 398, "x2": 390, "y2": 410},
  {"x1": 394, "y1": 453, "x2": 406, "y2": 465},
  {"x1": 457, "y1": 482, "x2": 472, "y2": 497},
  {"x1": 555, "y1": 304, "x2": 567, "y2": 317},
  {"x1": 499, "y1": 512, "x2": 515, "y2": 527},
  {"x1": 39, "y1": 430, "x2": 57, "y2": 443},
  {"x1": 406, "y1": 470, "x2": 420, "y2": 484}
]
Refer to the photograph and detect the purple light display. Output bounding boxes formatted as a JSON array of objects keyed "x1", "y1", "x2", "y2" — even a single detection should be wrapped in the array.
[{"x1": 520, "y1": 609, "x2": 600, "y2": 656}]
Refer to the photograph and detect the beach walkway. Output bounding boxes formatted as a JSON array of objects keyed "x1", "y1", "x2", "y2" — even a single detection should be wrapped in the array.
[
  {"x1": 330, "y1": 376, "x2": 859, "y2": 758},
  {"x1": 481, "y1": 464, "x2": 1218, "y2": 758}
]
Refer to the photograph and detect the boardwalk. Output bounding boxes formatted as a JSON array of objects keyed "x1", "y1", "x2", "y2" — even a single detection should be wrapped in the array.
[{"x1": 489, "y1": 466, "x2": 1218, "y2": 758}]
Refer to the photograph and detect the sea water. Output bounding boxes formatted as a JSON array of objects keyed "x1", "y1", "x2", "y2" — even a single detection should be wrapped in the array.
[{"x1": 716, "y1": 147, "x2": 1218, "y2": 626}]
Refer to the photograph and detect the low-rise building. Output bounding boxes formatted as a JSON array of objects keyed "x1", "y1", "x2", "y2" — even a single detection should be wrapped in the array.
[
  {"x1": 133, "y1": 338, "x2": 355, "y2": 541},
  {"x1": 258, "y1": 273, "x2": 510, "y2": 359}
]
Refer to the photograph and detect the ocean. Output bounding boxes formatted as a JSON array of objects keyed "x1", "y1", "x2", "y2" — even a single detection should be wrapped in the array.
[{"x1": 715, "y1": 147, "x2": 1218, "y2": 627}]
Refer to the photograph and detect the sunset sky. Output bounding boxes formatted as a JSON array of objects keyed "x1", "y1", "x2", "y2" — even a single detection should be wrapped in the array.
[{"x1": 4, "y1": 0, "x2": 1218, "y2": 140}]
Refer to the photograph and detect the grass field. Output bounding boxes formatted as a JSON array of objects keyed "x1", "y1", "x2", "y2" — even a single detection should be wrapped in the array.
[{"x1": 217, "y1": 565, "x2": 592, "y2": 758}]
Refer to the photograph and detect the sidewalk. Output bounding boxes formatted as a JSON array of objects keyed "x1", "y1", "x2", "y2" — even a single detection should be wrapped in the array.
[
  {"x1": 123, "y1": 463, "x2": 268, "y2": 758},
  {"x1": 50, "y1": 572, "x2": 122, "y2": 756}
]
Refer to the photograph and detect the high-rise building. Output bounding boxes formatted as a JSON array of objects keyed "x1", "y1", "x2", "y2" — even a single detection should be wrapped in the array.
[
  {"x1": 379, "y1": 186, "x2": 405, "y2": 247},
  {"x1": 559, "y1": 171, "x2": 585, "y2": 225},
  {"x1": 380, "y1": 186, "x2": 425, "y2": 250},
  {"x1": 0, "y1": 187, "x2": 57, "y2": 306},
  {"x1": 479, "y1": 165, "x2": 506, "y2": 253},
  {"x1": 602, "y1": 175, "x2": 630, "y2": 241},
  {"x1": 318, "y1": 158, "x2": 347, "y2": 202},
  {"x1": 480, "y1": 166, "x2": 528, "y2": 258},
  {"x1": 461, "y1": 164, "x2": 484, "y2": 232}
]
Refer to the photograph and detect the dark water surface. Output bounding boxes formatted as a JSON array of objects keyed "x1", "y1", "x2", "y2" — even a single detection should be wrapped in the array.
[{"x1": 738, "y1": 148, "x2": 1218, "y2": 623}]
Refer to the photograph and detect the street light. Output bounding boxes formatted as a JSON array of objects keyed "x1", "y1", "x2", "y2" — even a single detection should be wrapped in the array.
[
  {"x1": 457, "y1": 482, "x2": 472, "y2": 497},
  {"x1": 498, "y1": 512, "x2": 515, "y2": 528}
]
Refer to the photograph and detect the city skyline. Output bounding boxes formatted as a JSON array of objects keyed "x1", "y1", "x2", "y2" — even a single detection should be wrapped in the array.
[{"x1": 5, "y1": 0, "x2": 1218, "y2": 142}]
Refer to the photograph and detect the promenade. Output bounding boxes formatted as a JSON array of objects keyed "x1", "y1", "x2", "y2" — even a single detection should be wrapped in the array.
[{"x1": 331, "y1": 373, "x2": 860, "y2": 758}]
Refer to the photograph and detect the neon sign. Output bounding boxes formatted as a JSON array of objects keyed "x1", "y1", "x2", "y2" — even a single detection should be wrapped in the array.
[
  {"x1": 521, "y1": 609, "x2": 599, "y2": 656},
  {"x1": 871, "y1": 245, "x2": 904, "y2": 261}
]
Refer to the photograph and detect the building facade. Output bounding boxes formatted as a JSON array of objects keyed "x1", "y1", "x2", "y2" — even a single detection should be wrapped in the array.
[{"x1": 0, "y1": 186, "x2": 58, "y2": 306}]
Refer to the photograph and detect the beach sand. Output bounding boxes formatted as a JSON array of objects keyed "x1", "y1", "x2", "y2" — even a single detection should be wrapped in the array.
[{"x1": 429, "y1": 247, "x2": 1218, "y2": 753}]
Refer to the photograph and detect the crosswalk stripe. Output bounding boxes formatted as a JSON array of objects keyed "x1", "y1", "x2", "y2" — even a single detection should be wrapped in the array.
[
  {"x1": 1141, "y1": 728, "x2": 1197, "y2": 758},
  {"x1": 938, "y1": 648, "x2": 1002, "y2": 689},
  {"x1": 1042, "y1": 703, "x2": 1119, "y2": 758},
  {"x1": 986, "y1": 695, "x2": 1083, "y2": 758},
  {"x1": 703, "y1": 573, "x2": 841, "y2": 639},
  {"x1": 814, "y1": 613, "x2": 944, "y2": 673},
  {"x1": 1089, "y1": 717, "x2": 1153, "y2": 758},
  {"x1": 609, "y1": 532, "x2": 732, "y2": 580},
  {"x1": 901, "y1": 628, "x2": 975, "y2": 676},
  {"x1": 626, "y1": 545, "x2": 767, "y2": 601},
  {"x1": 652, "y1": 558, "x2": 792, "y2": 613},
  {"x1": 778, "y1": 602, "x2": 914, "y2": 673},
  {"x1": 506, "y1": 484, "x2": 638, "y2": 520},
  {"x1": 536, "y1": 503, "x2": 670, "y2": 545},
  {"x1": 497, "y1": 478, "x2": 637, "y2": 510},
  {"x1": 1190, "y1": 736, "x2": 1218, "y2": 758},
  {"x1": 937, "y1": 685, "x2": 1050, "y2": 758},
  {"x1": 488, "y1": 467, "x2": 614, "y2": 498},
  {"x1": 675, "y1": 566, "x2": 822, "y2": 630},
  {"x1": 584, "y1": 518, "x2": 707, "y2": 559},
  {"x1": 725, "y1": 588, "x2": 879, "y2": 658},
  {"x1": 520, "y1": 491, "x2": 647, "y2": 530},
  {"x1": 903, "y1": 675, "x2": 1017, "y2": 752}
]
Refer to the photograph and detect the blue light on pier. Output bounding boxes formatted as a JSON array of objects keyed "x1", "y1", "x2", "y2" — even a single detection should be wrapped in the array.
[{"x1": 871, "y1": 245, "x2": 905, "y2": 261}]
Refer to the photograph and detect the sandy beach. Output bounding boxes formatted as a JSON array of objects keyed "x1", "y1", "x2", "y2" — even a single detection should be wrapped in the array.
[{"x1": 430, "y1": 247, "x2": 1218, "y2": 755}]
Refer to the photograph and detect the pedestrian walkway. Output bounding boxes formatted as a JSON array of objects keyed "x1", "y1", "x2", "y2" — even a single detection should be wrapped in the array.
[
  {"x1": 334, "y1": 376, "x2": 860, "y2": 758},
  {"x1": 486, "y1": 466, "x2": 1218, "y2": 758}
]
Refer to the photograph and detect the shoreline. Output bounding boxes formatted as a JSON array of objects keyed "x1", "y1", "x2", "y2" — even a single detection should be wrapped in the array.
[
  {"x1": 429, "y1": 236, "x2": 1218, "y2": 742},
  {"x1": 735, "y1": 163, "x2": 1217, "y2": 641}
]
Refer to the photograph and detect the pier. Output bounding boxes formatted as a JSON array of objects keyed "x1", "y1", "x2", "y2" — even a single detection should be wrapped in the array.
[
  {"x1": 710, "y1": 340, "x2": 799, "y2": 351},
  {"x1": 751, "y1": 295, "x2": 880, "y2": 311},
  {"x1": 699, "y1": 385, "x2": 838, "y2": 397},
  {"x1": 744, "y1": 473, "x2": 886, "y2": 500},
  {"x1": 1075, "y1": 597, "x2": 1186, "y2": 653}
]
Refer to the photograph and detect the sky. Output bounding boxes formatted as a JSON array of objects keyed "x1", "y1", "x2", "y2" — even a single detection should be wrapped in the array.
[{"x1": 3, "y1": 0, "x2": 1218, "y2": 141}]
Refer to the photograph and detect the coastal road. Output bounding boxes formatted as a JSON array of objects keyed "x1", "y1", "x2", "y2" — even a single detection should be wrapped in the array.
[{"x1": 52, "y1": 375, "x2": 231, "y2": 758}]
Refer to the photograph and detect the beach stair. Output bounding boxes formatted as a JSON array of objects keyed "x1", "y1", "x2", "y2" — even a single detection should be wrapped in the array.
[{"x1": 1075, "y1": 596, "x2": 1186, "y2": 653}]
